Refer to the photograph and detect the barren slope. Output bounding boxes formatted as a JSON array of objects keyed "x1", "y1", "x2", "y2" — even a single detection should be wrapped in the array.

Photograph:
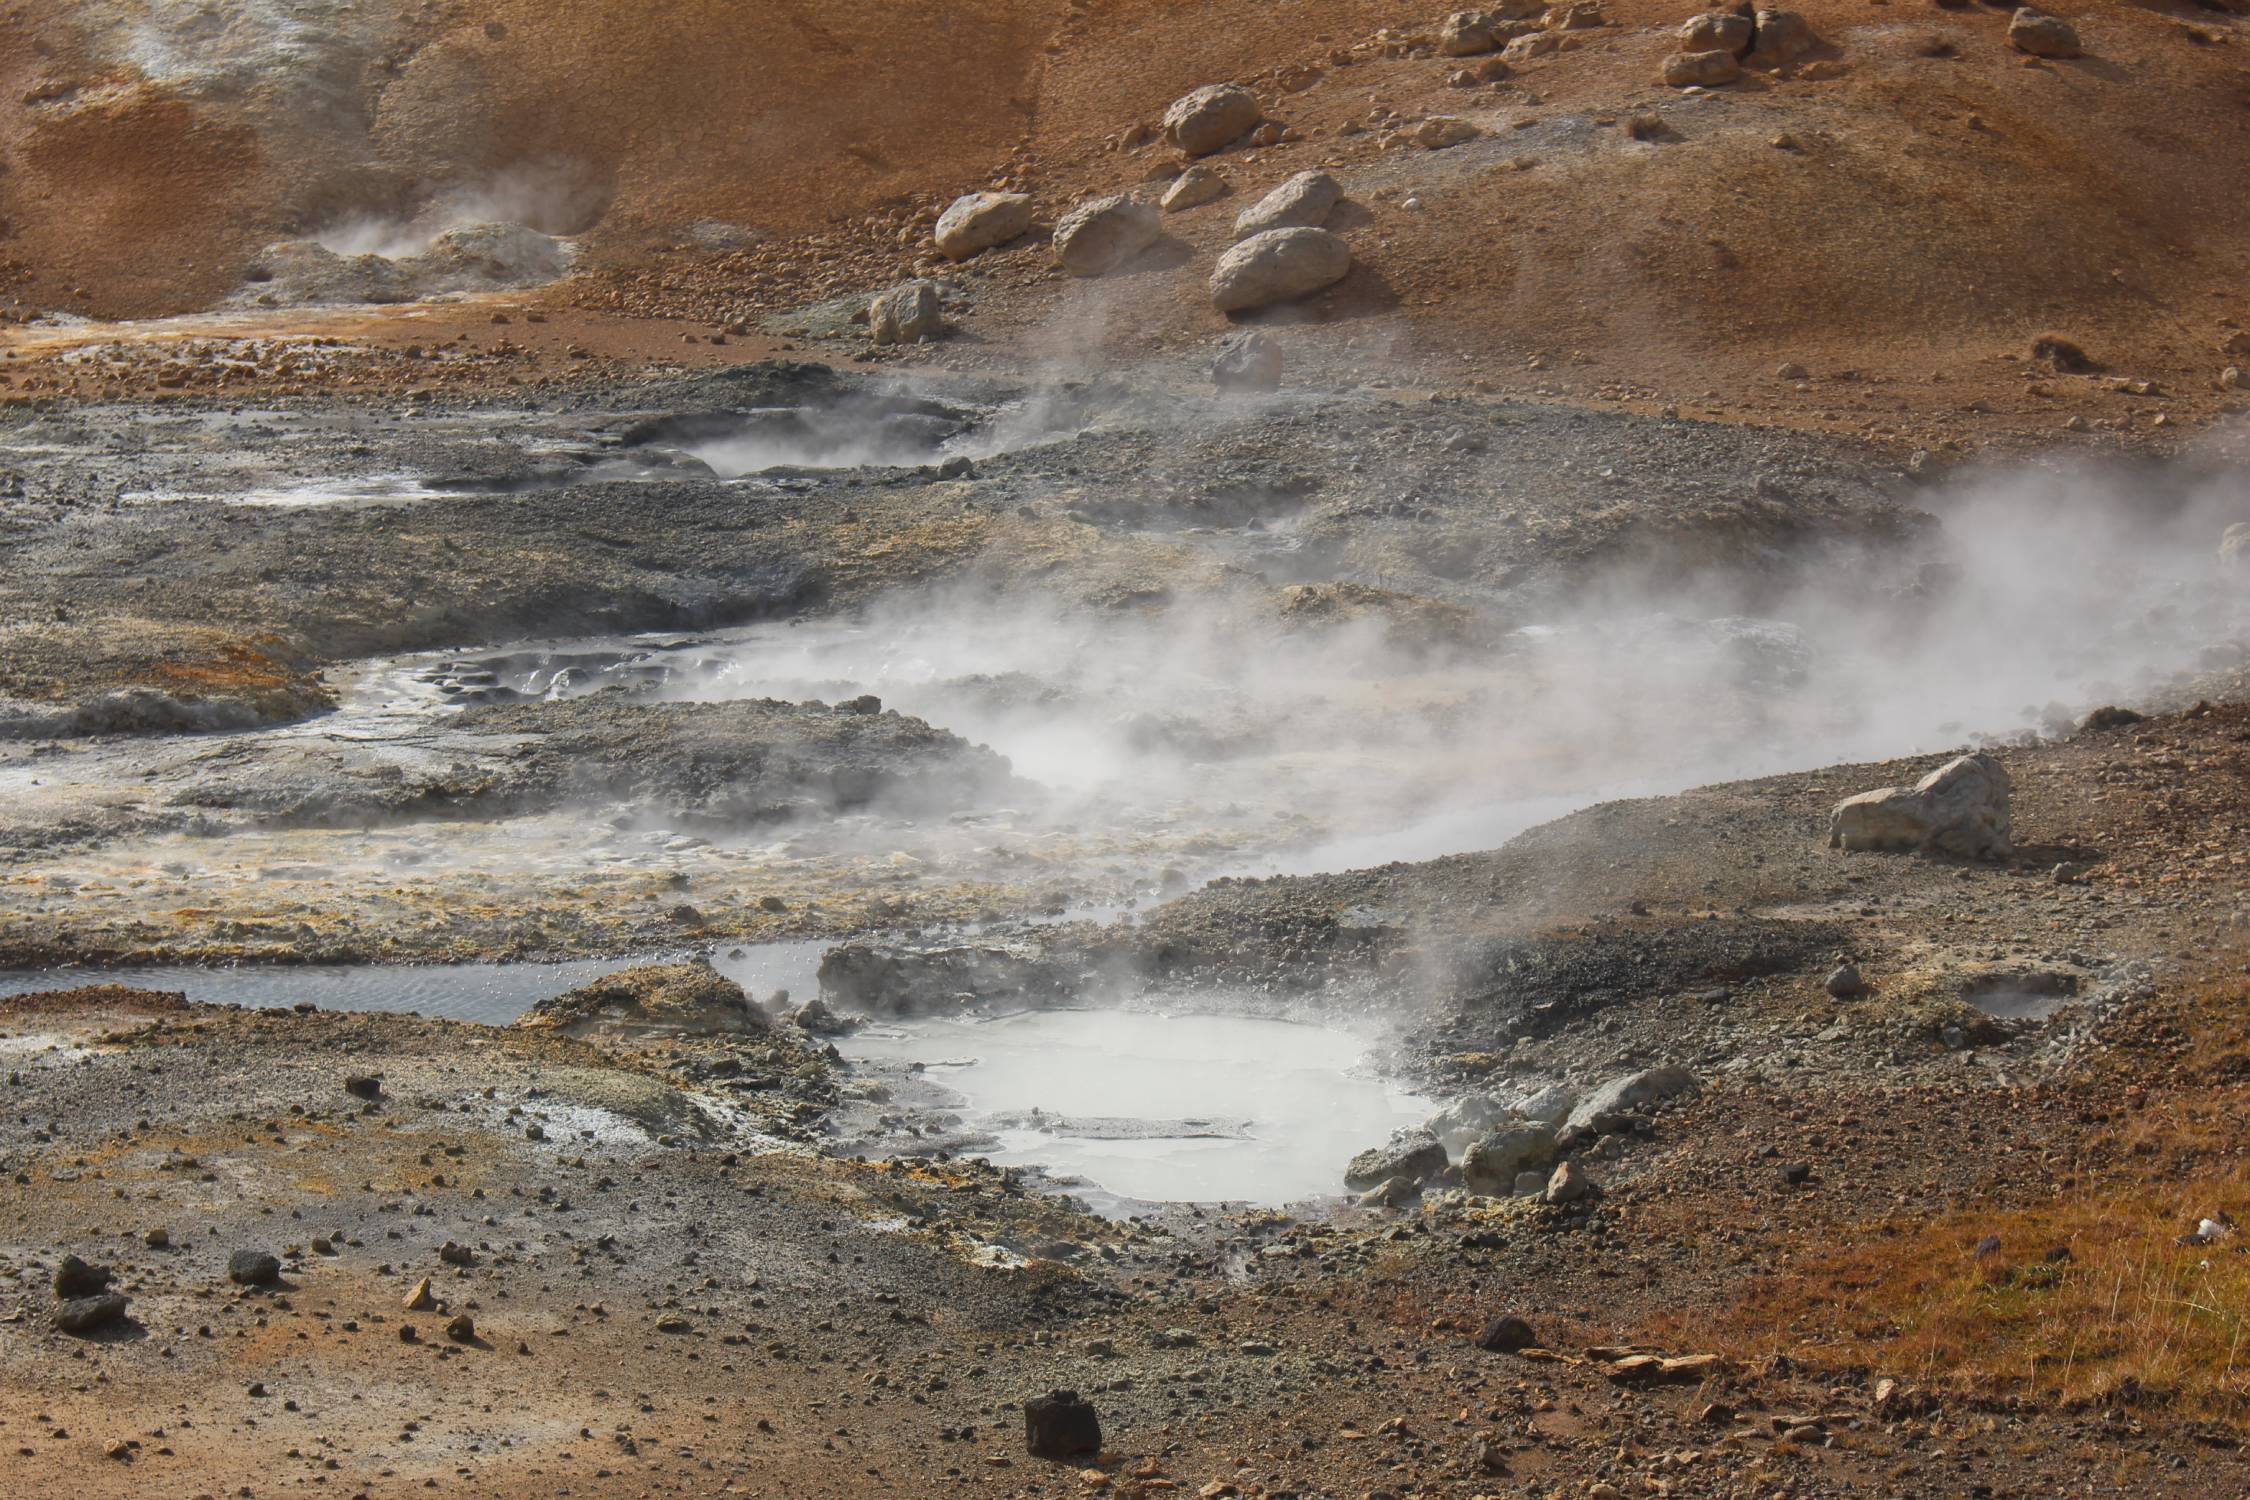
[{"x1": 3, "y1": 3, "x2": 2246, "y2": 432}]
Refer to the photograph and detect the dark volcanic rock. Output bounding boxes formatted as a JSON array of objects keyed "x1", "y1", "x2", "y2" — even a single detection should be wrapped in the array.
[
  {"x1": 1024, "y1": 1390, "x2": 1102, "y2": 1459},
  {"x1": 52, "y1": 1254, "x2": 112, "y2": 1298},
  {"x1": 228, "y1": 1249, "x2": 282, "y2": 1286},
  {"x1": 55, "y1": 1293, "x2": 130, "y2": 1334},
  {"x1": 1476, "y1": 1315, "x2": 1537, "y2": 1352}
]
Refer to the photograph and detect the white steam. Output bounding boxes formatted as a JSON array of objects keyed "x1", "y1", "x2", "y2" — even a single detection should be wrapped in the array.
[
  {"x1": 490, "y1": 456, "x2": 2248, "y2": 884},
  {"x1": 313, "y1": 165, "x2": 604, "y2": 261}
]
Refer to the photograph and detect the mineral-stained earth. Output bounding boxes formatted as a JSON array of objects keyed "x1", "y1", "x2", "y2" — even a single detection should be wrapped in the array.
[{"x1": 4, "y1": 4, "x2": 2250, "y2": 1497}]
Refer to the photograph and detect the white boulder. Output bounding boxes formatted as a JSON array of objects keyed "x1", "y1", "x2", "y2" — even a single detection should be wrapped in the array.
[
  {"x1": 1663, "y1": 49, "x2": 1741, "y2": 87},
  {"x1": 1425, "y1": 1094, "x2": 1508, "y2": 1157},
  {"x1": 1565, "y1": 1066, "x2": 1699, "y2": 1135},
  {"x1": 1460, "y1": 1124, "x2": 1557, "y2": 1196},
  {"x1": 1829, "y1": 753, "x2": 2013, "y2": 860},
  {"x1": 1161, "y1": 164, "x2": 1228, "y2": 212},
  {"x1": 1232, "y1": 171, "x2": 1341, "y2": 241},
  {"x1": 1163, "y1": 84, "x2": 1262, "y2": 156},
  {"x1": 868, "y1": 280, "x2": 944, "y2": 345},
  {"x1": 1509, "y1": 1082, "x2": 1578, "y2": 1127},
  {"x1": 1209, "y1": 227, "x2": 1352, "y2": 313},
  {"x1": 1345, "y1": 1127, "x2": 1448, "y2": 1190},
  {"x1": 933, "y1": 192, "x2": 1033, "y2": 261},
  {"x1": 1051, "y1": 194, "x2": 1161, "y2": 276}
]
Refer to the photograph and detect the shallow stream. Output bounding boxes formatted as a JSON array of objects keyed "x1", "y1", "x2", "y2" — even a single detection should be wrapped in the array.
[{"x1": 0, "y1": 942, "x2": 826, "y2": 1026}]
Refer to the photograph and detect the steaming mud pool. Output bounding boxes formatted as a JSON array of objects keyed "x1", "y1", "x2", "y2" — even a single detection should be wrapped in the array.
[
  {"x1": 0, "y1": 949, "x2": 1428, "y2": 1207},
  {"x1": 840, "y1": 1009, "x2": 1430, "y2": 1210}
]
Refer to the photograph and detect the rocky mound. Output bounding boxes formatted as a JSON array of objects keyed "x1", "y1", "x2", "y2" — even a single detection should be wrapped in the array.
[
  {"x1": 512, "y1": 961, "x2": 766, "y2": 1039},
  {"x1": 432, "y1": 693, "x2": 1022, "y2": 823},
  {"x1": 163, "y1": 692, "x2": 1025, "y2": 829}
]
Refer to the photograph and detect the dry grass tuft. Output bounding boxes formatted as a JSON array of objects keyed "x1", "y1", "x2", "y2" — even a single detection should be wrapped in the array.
[
  {"x1": 1718, "y1": 1167, "x2": 2250, "y2": 1420},
  {"x1": 1689, "y1": 962, "x2": 2250, "y2": 1424}
]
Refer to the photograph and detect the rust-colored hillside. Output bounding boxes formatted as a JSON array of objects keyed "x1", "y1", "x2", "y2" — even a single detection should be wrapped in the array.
[{"x1": 3, "y1": 2, "x2": 2247, "y2": 427}]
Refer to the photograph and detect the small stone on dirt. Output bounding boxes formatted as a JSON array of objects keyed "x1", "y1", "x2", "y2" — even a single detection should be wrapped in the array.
[
  {"x1": 1411, "y1": 117, "x2": 1481, "y2": 150},
  {"x1": 55, "y1": 1293, "x2": 130, "y2": 1334},
  {"x1": 869, "y1": 281, "x2": 945, "y2": 346},
  {"x1": 1213, "y1": 330, "x2": 1283, "y2": 393},
  {"x1": 1357, "y1": 1174, "x2": 1422, "y2": 1209},
  {"x1": 53, "y1": 1254, "x2": 112, "y2": 1298},
  {"x1": 2008, "y1": 7, "x2": 2082, "y2": 59},
  {"x1": 1663, "y1": 50, "x2": 1741, "y2": 87},
  {"x1": 1024, "y1": 1389, "x2": 1102, "y2": 1459},
  {"x1": 1161, "y1": 164, "x2": 1227, "y2": 213},
  {"x1": 2079, "y1": 705, "x2": 2144, "y2": 733},
  {"x1": 1545, "y1": 1159, "x2": 1595, "y2": 1205},
  {"x1": 2032, "y1": 333, "x2": 2096, "y2": 373},
  {"x1": 228, "y1": 1249, "x2": 281, "y2": 1286},
  {"x1": 1474, "y1": 1314, "x2": 1536, "y2": 1353}
]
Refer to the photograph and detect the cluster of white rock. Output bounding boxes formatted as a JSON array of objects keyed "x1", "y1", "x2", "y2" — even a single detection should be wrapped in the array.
[{"x1": 885, "y1": 80, "x2": 1355, "y2": 352}]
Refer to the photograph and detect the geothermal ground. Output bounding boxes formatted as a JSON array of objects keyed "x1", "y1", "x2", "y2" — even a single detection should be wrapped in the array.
[{"x1": 4, "y1": 3, "x2": 2250, "y2": 1498}]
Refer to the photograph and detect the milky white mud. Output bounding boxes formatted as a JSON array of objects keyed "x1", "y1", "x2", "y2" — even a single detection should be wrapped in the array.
[{"x1": 840, "y1": 1009, "x2": 1430, "y2": 1208}]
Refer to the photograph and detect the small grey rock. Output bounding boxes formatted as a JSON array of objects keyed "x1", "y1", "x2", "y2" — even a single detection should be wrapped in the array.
[
  {"x1": 56, "y1": 1293, "x2": 130, "y2": 1334},
  {"x1": 53, "y1": 1254, "x2": 112, "y2": 1299},
  {"x1": 227, "y1": 1249, "x2": 282, "y2": 1286},
  {"x1": 1213, "y1": 331, "x2": 1282, "y2": 393},
  {"x1": 1474, "y1": 1314, "x2": 1536, "y2": 1353}
]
